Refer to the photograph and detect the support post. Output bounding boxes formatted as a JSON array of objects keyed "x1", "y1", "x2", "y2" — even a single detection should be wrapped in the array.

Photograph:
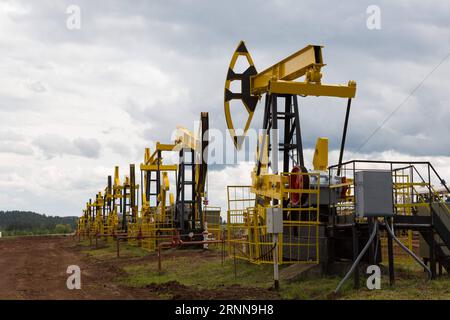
[
  {"x1": 130, "y1": 164, "x2": 136, "y2": 223},
  {"x1": 158, "y1": 246, "x2": 162, "y2": 273},
  {"x1": 271, "y1": 94, "x2": 278, "y2": 175},
  {"x1": 122, "y1": 185, "x2": 127, "y2": 232},
  {"x1": 292, "y1": 95, "x2": 304, "y2": 167},
  {"x1": 429, "y1": 230, "x2": 437, "y2": 279},
  {"x1": 273, "y1": 233, "x2": 280, "y2": 290},
  {"x1": 233, "y1": 241, "x2": 237, "y2": 280},
  {"x1": 387, "y1": 218, "x2": 395, "y2": 286},
  {"x1": 352, "y1": 223, "x2": 360, "y2": 289},
  {"x1": 116, "y1": 236, "x2": 120, "y2": 258},
  {"x1": 221, "y1": 237, "x2": 225, "y2": 266},
  {"x1": 427, "y1": 165, "x2": 437, "y2": 279},
  {"x1": 337, "y1": 98, "x2": 352, "y2": 176},
  {"x1": 368, "y1": 217, "x2": 375, "y2": 265}
]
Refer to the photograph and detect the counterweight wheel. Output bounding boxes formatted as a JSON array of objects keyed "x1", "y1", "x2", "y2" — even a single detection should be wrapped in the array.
[{"x1": 289, "y1": 165, "x2": 309, "y2": 206}]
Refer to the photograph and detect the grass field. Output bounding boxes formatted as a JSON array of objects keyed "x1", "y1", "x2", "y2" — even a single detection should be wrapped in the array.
[{"x1": 79, "y1": 240, "x2": 450, "y2": 300}]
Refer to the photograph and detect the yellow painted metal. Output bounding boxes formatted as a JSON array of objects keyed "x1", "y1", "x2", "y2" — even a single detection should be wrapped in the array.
[
  {"x1": 77, "y1": 202, "x2": 91, "y2": 238},
  {"x1": 393, "y1": 172, "x2": 414, "y2": 253},
  {"x1": 156, "y1": 142, "x2": 176, "y2": 152},
  {"x1": 268, "y1": 80, "x2": 356, "y2": 98},
  {"x1": 224, "y1": 41, "x2": 357, "y2": 150},
  {"x1": 91, "y1": 191, "x2": 104, "y2": 235},
  {"x1": 250, "y1": 45, "x2": 324, "y2": 95},
  {"x1": 140, "y1": 164, "x2": 178, "y2": 171},
  {"x1": 140, "y1": 142, "x2": 177, "y2": 209},
  {"x1": 121, "y1": 170, "x2": 140, "y2": 246},
  {"x1": 138, "y1": 141, "x2": 178, "y2": 251},
  {"x1": 250, "y1": 133, "x2": 279, "y2": 201},
  {"x1": 140, "y1": 143, "x2": 177, "y2": 172},
  {"x1": 102, "y1": 176, "x2": 119, "y2": 241},
  {"x1": 157, "y1": 172, "x2": 171, "y2": 223},
  {"x1": 224, "y1": 41, "x2": 257, "y2": 149},
  {"x1": 114, "y1": 166, "x2": 120, "y2": 189},
  {"x1": 204, "y1": 206, "x2": 223, "y2": 241},
  {"x1": 77, "y1": 166, "x2": 124, "y2": 239},
  {"x1": 313, "y1": 137, "x2": 328, "y2": 171},
  {"x1": 140, "y1": 173, "x2": 176, "y2": 251},
  {"x1": 226, "y1": 171, "x2": 321, "y2": 265},
  {"x1": 251, "y1": 172, "x2": 284, "y2": 201},
  {"x1": 173, "y1": 112, "x2": 209, "y2": 203},
  {"x1": 174, "y1": 126, "x2": 198, "y2": 151},
  {"x1": 256, "y1": 133, "x2": 269, "y2": 169},
  {"x1": 113, "y1": 166, "x2": 122, "y2": 201},
  {"x1": 280, "y1": 171, "x2": 321, "y2": 264}
]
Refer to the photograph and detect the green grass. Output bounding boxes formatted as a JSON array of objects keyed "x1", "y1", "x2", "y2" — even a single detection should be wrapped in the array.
[
  {"x1": 121, "y1": 255, "x2": 275, "y2": 289},
  {"x1": 77, "y1": 238, "x2": 149, "y2": 259},
  {"x1": 80, "y1": 241, "x2": 450, "y2": 300},
  {"x1": 342, "y1": 277, "x2": 449, "y2": 300}
]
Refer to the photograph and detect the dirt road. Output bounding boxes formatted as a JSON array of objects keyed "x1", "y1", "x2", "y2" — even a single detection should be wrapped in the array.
[{"x1": 0, "y1": 236, "x2": 154, "y2": 300}]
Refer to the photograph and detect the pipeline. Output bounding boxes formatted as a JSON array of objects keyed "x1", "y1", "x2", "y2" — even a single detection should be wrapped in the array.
[
  {"x1": 335, "y1": 220, "x2": 379, "y2": 294},
  {"x1": 384, "y1": 219, "x2": 432, "y2": 280}
]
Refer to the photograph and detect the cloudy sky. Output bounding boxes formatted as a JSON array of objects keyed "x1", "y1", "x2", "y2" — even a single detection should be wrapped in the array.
[{"x1": 0, "y1": 0, "x2": 449, "y2": 217}]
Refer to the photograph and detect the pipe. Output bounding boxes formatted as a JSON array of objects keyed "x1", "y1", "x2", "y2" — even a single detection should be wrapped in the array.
[
  {"x1": 178, "y1": 239, "x2": 224, "y2": 246},
  {"x1": 158, "y1": 241, "x2": 178, "y2": 272},
  {"x1": 95, "y1": 233, "x2": 176, "y2": 239},
  {"x1": 384, "y1": 220, "x2": 432, "y2": 280},
  {"x1": 94, "y1": 232, "x2": 206, "y2": 239},
  {"x1": 335, "y1": 220, "x2": 378, "y2": 294}
]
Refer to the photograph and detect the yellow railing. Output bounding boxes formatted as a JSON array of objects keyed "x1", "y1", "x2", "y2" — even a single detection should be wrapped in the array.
[
  {"x1": 204, "y1": 206, "x2": 222, "y2": 241},
  {"x1": 226, "y1": 171, "x2": 321, "y2": 265}
]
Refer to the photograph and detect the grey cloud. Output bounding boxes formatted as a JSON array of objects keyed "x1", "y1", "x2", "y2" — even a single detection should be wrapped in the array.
[
  {"x1": 0, "y1": 130, "x2": 33, "y2": 155},
  {"x1": 24, "y1": 79, "x2": 47, "y2": 93},
  {"x1": 0, "y1": 142, "x2": 33, "y2": 155},
  {"x1": 34, "y1": 134, "x2": 101, "y2": 159},
  {"x1": 34, "y1": 134, "x2": 75, "y2": 158},
  {"x1": 73, "y1": 138, "x2": 101, "y2": 158},
  {"x1": 124, "y1": 98, "x2": 198, "y2": 142},
  {"x1": 0, "y1": 130, "x2": 25, "y2": 141},
  {"x1": 107, "y1": 141, "x2": 132, "y2": 157},
  {"x1": 0, "y1": 96, "x2": 37, "y2": 112}
]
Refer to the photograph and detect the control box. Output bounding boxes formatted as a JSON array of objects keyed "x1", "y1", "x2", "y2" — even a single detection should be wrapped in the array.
[
  {"x1": 355, "y1": 170, "x2": 394, "y2": 217},
  {"x1": 266, "y1": 207, "x2": 283, "y2": 234}
]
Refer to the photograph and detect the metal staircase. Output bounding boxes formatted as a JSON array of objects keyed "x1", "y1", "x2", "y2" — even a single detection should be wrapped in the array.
[
  {"x1": 424, "y1": 203, "x2": 450, "y2": 273},
  {"x1": 401, "y1": 164, "x2": 450, "y2": 274}
]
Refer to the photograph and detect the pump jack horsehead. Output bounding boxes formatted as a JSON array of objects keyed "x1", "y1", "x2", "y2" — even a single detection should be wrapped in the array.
[{"x1": 224, "y1": 41, "x2": 356, "y2": 213}]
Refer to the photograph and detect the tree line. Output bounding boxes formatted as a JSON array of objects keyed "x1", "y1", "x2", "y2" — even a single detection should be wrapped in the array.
[{"x1": 0, "y1": 211, "x2": 78, "y2": 236}]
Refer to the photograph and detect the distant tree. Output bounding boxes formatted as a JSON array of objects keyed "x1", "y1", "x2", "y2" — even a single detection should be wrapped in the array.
[
  {"x1": 54, "y1": 224, "x2": 66, "y2": 234},
  {"x1": 0, "y1": 211, "x2": 78, "y2": 236}
]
